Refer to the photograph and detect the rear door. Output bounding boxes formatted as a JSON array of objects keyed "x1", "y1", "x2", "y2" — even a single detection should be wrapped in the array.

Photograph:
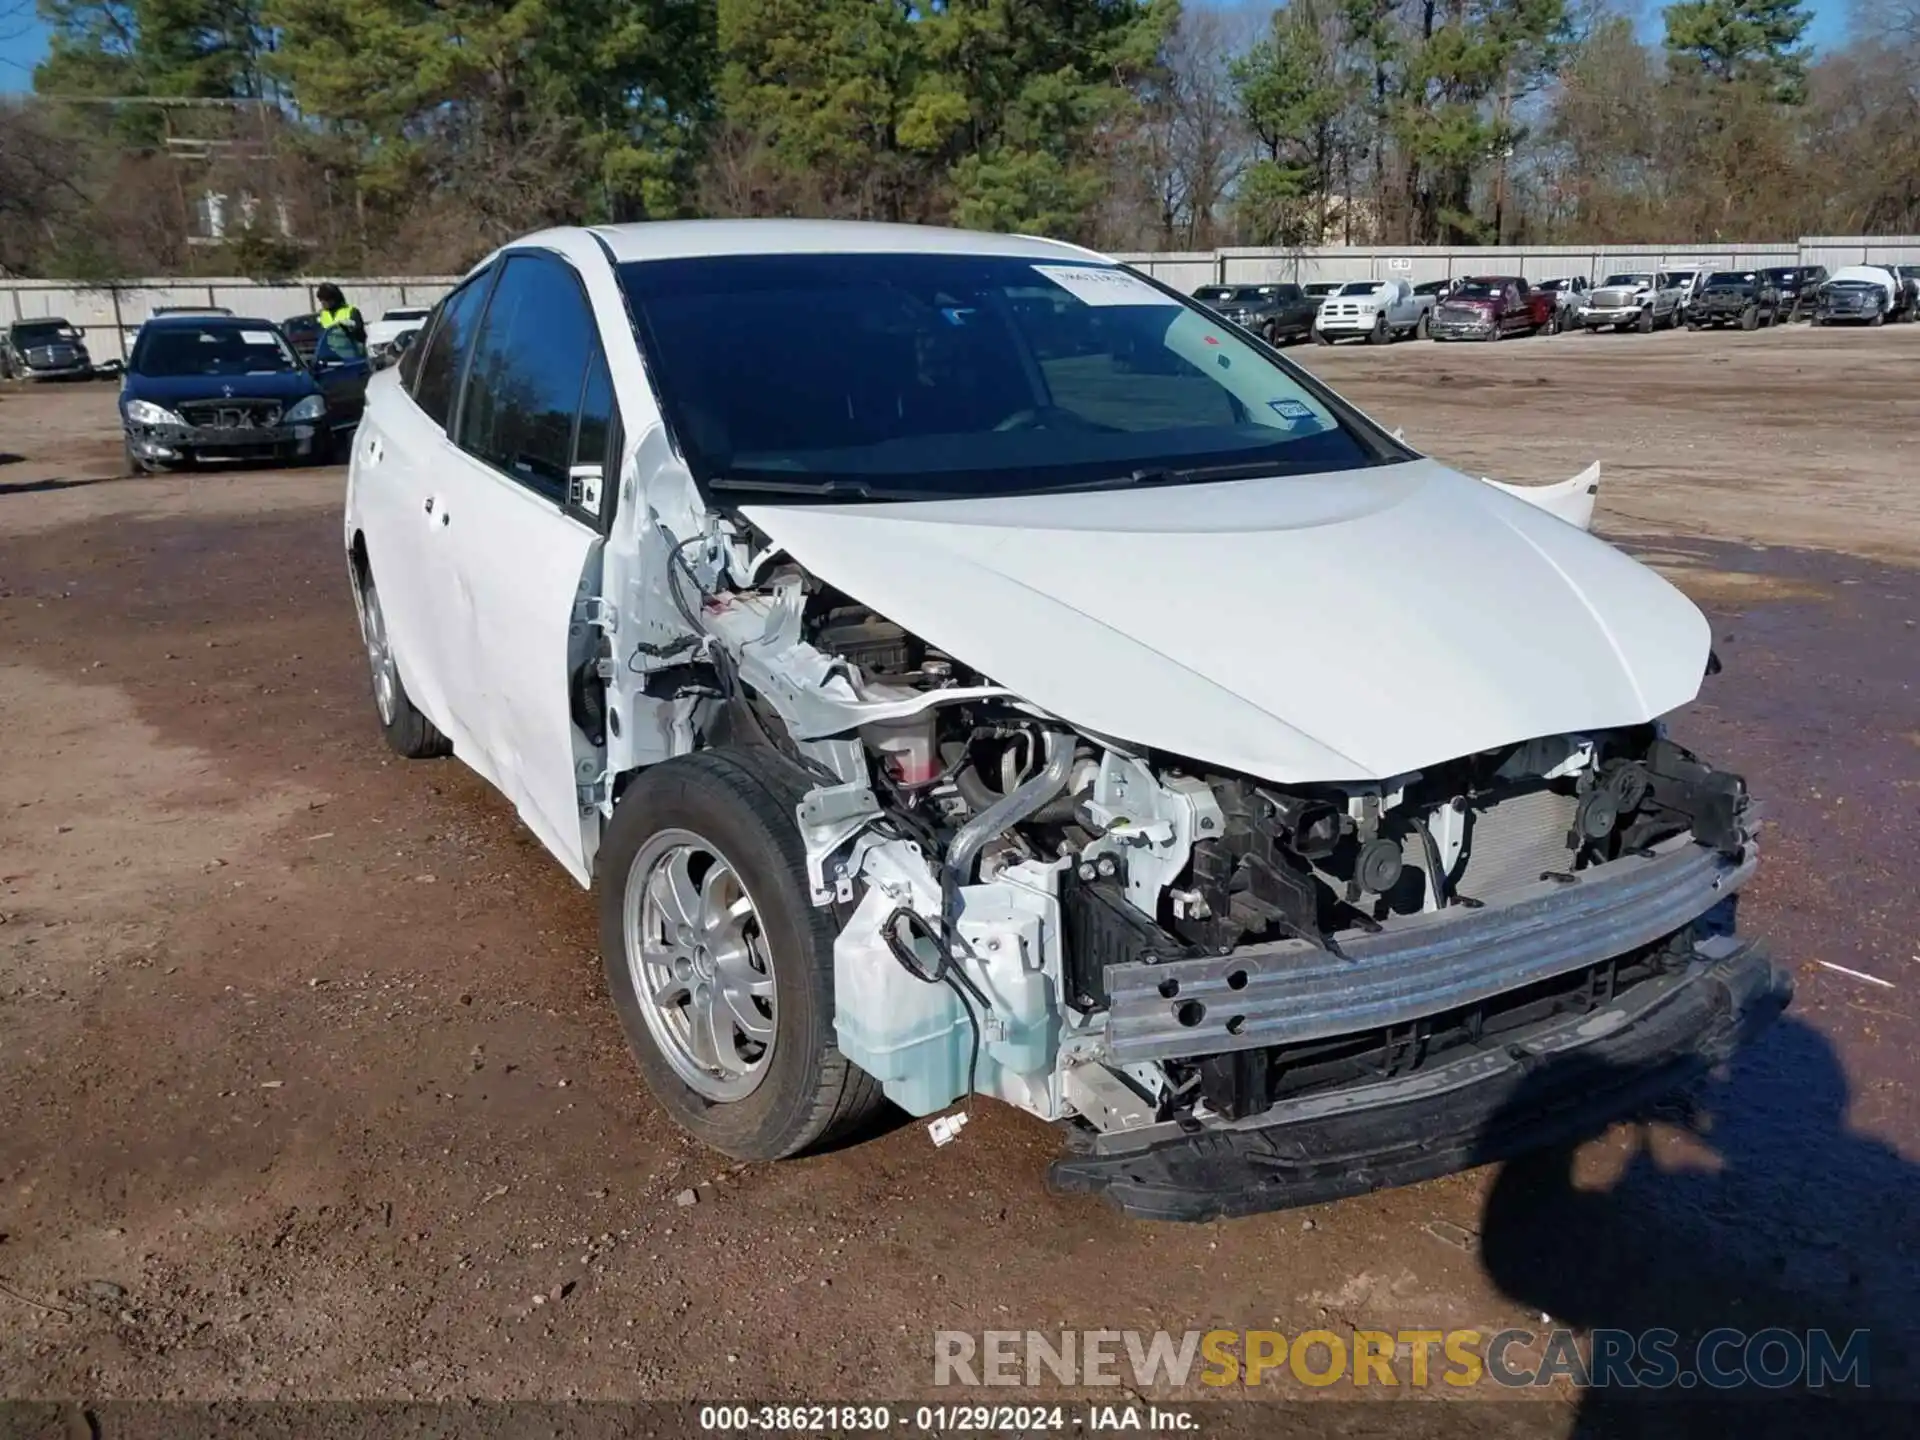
[
  {"x1": 349, "y1": 268, "x2": 497, "y2": 755},
  {"x1": 434, "y1": 250, "x2": 619, "y2": 884}
]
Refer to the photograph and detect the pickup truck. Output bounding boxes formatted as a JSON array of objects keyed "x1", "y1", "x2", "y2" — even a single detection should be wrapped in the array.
[
  {"x1": 1193, "y1": 283, "x2": 1321, "y2": 346},
  {"x1": 1313, "y1": 278, "x2": 1428, "y2": 345},
  {"x1": 1428, "y1": 276, "x2": 1557, "y2": 341},
  {"x1": 1576, "y1": 273, "x2": 1686, "y2": 332},
  {"x1": 1685, "y1": 271, "x2": 1782, "y2": 330}
]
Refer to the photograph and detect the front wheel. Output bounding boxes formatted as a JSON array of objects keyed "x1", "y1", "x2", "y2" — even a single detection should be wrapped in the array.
[
  {"x1": 1368, "y1": 315, "x2": 1390, "y2": 345},
  {"x1": 1313, "y1": 329, "x2": 1333, "y2": 345},
  {"x1": 598, "y1": 748, "x2": 885, "y2": 1160},
  {"x1": 1636, "y1": 308, "x2": 1654, "y2": 333}
]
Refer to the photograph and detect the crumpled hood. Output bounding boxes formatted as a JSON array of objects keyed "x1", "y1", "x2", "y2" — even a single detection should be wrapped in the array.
[{"x1": 741, "y1": 459, "x2": 1710, "y2": 783}]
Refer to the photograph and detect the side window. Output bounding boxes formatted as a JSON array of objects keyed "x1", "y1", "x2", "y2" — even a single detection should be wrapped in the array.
[
  {"x1": 574, "y1": 345, "x2": 614, "y2": 471},
  {"x1": 456, "y1": 253, "x2": 599, "y2": 501},
  {"x1": 412, "y1": 273, "x2": 493, "y2": 428}
]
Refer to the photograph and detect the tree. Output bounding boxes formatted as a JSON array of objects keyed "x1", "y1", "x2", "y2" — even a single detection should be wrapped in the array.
[
  {"x1": 1231, "y1": 0, "x2": 1349, "y2": 244},
  {"x1": 1663, "y1": 0, "x2": 1812, "y2": 101}
]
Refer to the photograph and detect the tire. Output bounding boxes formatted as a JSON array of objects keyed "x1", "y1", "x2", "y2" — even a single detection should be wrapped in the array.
[
  {"x1": 1545, "y1": 310, "x2": 1560, "y2": 336},
  {"x1": 1367, "y1": 314, "x2": 1389, "y2": 345},
  {"x1": 1871, "y1": 311, "x2": 1885, "y2": 327},
  {"x1": 1417, "y1": 311, "x2": 1430, "y2": 340},
  {"x1": 1636, "y1": 308, "x2": 1654, "y2": 333},
  {"x1": 123, "y1": 438, "x2": 149, "y2": 476},
  {"x1": 597, "y1": 748, "x2": 885, "y2": 1160},
  {"x1": 1739, "y1": 304, "x2": 1759, "y2": 331},
  {"x1": 352, "y1": 559, "x2": 451, "y2": 760},
  {"x1": 1313, "y1": 328, "x2": 1332, "y2": 345}
]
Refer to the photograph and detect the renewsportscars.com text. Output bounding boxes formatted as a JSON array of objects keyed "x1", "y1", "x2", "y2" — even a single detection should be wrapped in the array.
[{"x1": 933, "y1": 1327, "x2": 1871, "y2": 1390}]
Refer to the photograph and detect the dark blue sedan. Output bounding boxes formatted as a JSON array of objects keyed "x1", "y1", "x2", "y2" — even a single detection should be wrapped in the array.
[{"x1": 120, "y1": 314, "x2": 370, "y2": 473}]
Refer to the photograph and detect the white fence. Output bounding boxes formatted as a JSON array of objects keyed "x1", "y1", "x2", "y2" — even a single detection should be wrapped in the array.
[
  {"x1": 8, "y1": 233, "x2": 1920, "y2": 361},
  {"x1": 1115, "y1": 236, "x2": 1920, "y2": 293},
  {"x1": 1, "y1": 276, "x2": 460, "y2": 364}
]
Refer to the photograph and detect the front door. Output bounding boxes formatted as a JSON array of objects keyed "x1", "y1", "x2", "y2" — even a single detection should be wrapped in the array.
[{"x1": 432, "y1": 250, "x2": 616, "y2": 885}]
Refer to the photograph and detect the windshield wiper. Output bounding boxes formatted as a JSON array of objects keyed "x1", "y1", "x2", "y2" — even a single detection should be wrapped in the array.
[
  {"x1": 707, "y1": 474, "x2": 938, "y2": 502},
  {"x1": 1020, "y1": 458, "x2": 1308, "y2": 495}
]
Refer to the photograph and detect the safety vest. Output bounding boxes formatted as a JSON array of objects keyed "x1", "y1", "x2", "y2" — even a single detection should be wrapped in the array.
[{"x1": 317, "y1": 304, "x2": 360, "y2": 330}]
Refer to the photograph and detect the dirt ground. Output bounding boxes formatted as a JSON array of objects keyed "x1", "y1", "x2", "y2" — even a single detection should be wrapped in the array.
[{"x1": 2, "y1": 325, "x2": 1917, "y2": 1429}]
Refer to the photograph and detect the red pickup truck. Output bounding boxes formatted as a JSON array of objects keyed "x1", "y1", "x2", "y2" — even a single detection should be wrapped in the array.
[{"x1": 1427, "y1": 276, "x2": 1558, "y2": 341}]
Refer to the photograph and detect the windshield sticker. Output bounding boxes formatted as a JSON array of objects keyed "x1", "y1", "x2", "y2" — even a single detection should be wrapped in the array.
[
  {"x1": 240, "y1": 330, "x2": 277, "y2": 345},
  {"x1": 1032, "y1": 265, "x2": 1180, "y2": 308},
  {"x1": 1269, "y1": 398, "x2": 1316, "y2": 424}
]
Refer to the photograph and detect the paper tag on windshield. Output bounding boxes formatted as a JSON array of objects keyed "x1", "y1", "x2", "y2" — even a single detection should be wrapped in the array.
[
  {"x1": 240, "y1": 330, "x2": 276, "y2": 345},
  {"x1": 1033, "y1": 265, "x2": 1179, "y2": 307}
]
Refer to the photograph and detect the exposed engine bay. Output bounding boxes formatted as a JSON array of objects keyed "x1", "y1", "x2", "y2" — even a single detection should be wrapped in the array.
[{"x1": 606, "y1": 520, "x2": 1761, "y2": 1149}]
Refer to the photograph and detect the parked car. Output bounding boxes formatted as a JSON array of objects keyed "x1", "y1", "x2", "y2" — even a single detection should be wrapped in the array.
[
  {"x1": 282, "y1": 313, "x2": 323, "y2": 363},
  {"x1": 341, "y1": 219, "x2": 1785, "y2": 1219},
  {"x1": 1760, "y1": 266, "x2": 1827, "y2": 321},
  {"x1": 1535, "y1": 276, "x2": 1590, "y2": 322},
  {"x1": 1576, "y1": 272, "x2": 1686, "y2": 332},
  {"x1": 1892, "y1": 265, "x2": 1920, "y2": 319},
  {"x1": 1662, "y1": 268, "x2": 1709, "y2": 310},
  {"x1": 1313, "y1": 278, "x2": 1427, "y2": 344},
  {"x1": 368, "y1": 306, "x2": 434, "y2": 366},
  {"x1": 0, "y1": 317, "x2": 94, "y2": 380},
  {"x1": 120, "y1": 314, "x2": 369, "y2": 472},
  {"x1": 1685, "y1": 270, "x2": 1782, "y2": 330},
  {"x1": 1427, "y1": 275, "x2": 1555, "y2": 341},
  {"x1": 1198, "y1": 283, "x2": 1321, "y2": 346},
  {"x1": 1813, "y1": 267, "x2": 1901, "y2": 326}
]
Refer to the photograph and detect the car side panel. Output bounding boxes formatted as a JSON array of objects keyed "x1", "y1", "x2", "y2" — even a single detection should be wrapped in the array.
[{"x1": 347, "y1": 371, "x2": 487, "y2": 768}]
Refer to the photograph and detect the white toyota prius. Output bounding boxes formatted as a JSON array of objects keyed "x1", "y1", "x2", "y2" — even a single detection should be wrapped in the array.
[{"x1": 344, "y1": 220, "x2": 1787, "y2": 1221}]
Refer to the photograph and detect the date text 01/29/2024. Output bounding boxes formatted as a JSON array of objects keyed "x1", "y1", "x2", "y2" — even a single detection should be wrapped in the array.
[{"x1": 697, "y1": 1404, "x2": 1195, "y2": 1432}]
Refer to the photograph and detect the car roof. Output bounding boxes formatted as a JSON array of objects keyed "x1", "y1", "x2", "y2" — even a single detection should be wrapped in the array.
[
  {"x1": 12, "y1": 315, "x2": 71, "y2": 326},
  {"x1": 138, "y1": 313, "x2": 280, "y2": 330},
  {"x1": 585, "y1": 218, "x2": 1101, "y2": 265}
]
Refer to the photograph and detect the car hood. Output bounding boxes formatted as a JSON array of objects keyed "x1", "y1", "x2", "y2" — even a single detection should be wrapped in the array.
[
  {"x1": 121, "y1": 370, "x2": 319, "y2": 406},
  {"x1": 742, "y1": 459, "x2": 1710, "y2": 784}
]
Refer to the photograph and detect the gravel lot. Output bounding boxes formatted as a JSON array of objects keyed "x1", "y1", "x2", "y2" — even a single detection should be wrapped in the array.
[{"x1": 1, "y1": 324, "x2": 1916, "y2": 1425}]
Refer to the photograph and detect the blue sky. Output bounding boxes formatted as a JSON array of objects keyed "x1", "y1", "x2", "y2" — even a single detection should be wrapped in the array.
[{"x1": 0, "y1": 1, "x2": 1859, "y2": 97}]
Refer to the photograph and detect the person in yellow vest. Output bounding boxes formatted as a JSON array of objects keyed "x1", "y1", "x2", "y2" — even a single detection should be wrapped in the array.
[{"x1": 313, "y1": 283, "x2": 367, "y2": 360}]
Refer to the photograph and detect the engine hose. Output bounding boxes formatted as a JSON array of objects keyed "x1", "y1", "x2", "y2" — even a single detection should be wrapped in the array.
[
  {"x1": 945, "y1": 730, "x2": 1076, "y2": 895},
  {"x1": 944, "y1": 740, "x2": 1083, "y2": 826}
]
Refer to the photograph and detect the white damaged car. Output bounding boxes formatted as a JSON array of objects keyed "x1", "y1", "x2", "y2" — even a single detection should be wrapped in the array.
[{"x1": 344, "y1": 221, "x2": 1788, "y2": 1220}]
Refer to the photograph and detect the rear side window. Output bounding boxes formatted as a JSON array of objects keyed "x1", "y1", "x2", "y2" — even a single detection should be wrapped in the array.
[
  {"x1": 411, "y1": 273, "x2": 493, "y2": 428},
  {"x1": 456, "y1": 252, "x2": 600, "y2": 501}
]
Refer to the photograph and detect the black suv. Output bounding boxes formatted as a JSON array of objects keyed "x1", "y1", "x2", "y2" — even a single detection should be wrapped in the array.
[
  {"x1": 1760, "y1": 266, "x2": 1827, "y2": 321},
  {"x1": 1686, "y1": 271, "x2": 1782, "y2": 330}
]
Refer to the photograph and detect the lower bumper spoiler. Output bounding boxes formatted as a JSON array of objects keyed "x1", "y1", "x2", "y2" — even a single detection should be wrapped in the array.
[{"x1": 1048, "y1": 938, "x2": 1790, "y2": 1222}]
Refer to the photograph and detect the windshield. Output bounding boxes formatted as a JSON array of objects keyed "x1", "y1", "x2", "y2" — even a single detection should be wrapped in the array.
[
  {"x1": 1707, "y1": 272, "x2": 1755, "y2": 285},
  {"x1": 133, "y1": 323, "x2": 297, "y2": 377},
  {"x1": 382, "y1": 308, "x2": 430, "y2": 322},
  {"x1": 1335, "y1": 281, "x2": 1383, "y2": 297},
  {"x1": 1194, "y1": 287, "x2": 1231, "y2": 301},
  {"x1": 1453, "y1": 280, "x2": 1511, "y2": 299},
  {"x1": 617, "y1": 253, "x2": 1396, "y2": 500},
  {"x1": 11, "y1": 322, "x2": 76, "y2": 346},
  {"x1": 1602, "y1": 274, "x2": 1652, "y2": 288},
  {"x1": 1537, "y1": 279, "x2": 1568, "y2": 291}
]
